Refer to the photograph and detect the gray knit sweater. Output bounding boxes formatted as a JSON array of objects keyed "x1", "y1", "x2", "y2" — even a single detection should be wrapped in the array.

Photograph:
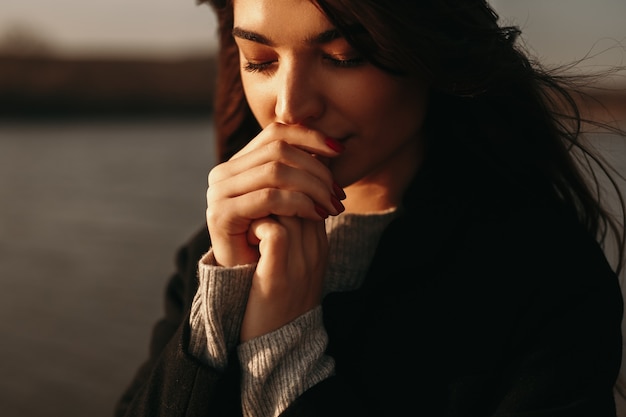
[{"x1": 189, "y1": 210, "x2": 397, "y2": 417}]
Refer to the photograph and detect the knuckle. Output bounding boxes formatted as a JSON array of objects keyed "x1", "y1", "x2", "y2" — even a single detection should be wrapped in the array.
[
  {"x1": 205, "y1": 186, "x2": 216, "y2": 202},
  {"x1": 266, "y1": 230, "x2": 289, "y2": 251},
  {"x1": 258, "y1": 187, "x2": 280, "y2": 205},
  {"x1": 263, "y1": 160, "x2": 286, "y2": 182},
  {"x1": 205, "y1": 207, "x2": 220, "y2": 225},
  {"x1": 266, "y1": 139, "x2": 289, "y2": 155},
  {"x1": 207, "y1": 165, "x2": 224, "y2": 185},
  {"x1": 266, "y1": 122, "x2": 285, "y2": 137}
]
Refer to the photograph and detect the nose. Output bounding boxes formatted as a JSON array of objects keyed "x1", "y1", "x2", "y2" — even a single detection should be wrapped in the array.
[{"x1": 274, "y1": 59, "x2": 324, "y2": 125}]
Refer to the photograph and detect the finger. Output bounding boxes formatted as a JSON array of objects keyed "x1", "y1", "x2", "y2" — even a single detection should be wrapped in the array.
[
  {"x1": 207, "y1": 188, "x2": 329, "y2": 233},
  {"x1": 209, "y1": 139, "x2": 333, "y2": 187},
  {"x1": 248, "y1": 217, "x2": 289, "y2": 277},
  {"x1": 231, "y1": 122, "x2": 344, "y2": 161},
  {"x1": 209, "y1": 160, "x2": 341, "y2": 216}
]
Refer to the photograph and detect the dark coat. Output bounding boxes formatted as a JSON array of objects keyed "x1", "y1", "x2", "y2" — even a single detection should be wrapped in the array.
[{"x1": 115, "y1": 137, "x2": 623, "y2": 417}]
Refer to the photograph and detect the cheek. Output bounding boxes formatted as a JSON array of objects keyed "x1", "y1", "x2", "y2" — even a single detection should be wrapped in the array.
[
  {"x1": 241, "y1": 75, "x2": 275, "y2": 127},
  {"x1": 344, "y1": 77, "x2": 428, "y2": 135}
]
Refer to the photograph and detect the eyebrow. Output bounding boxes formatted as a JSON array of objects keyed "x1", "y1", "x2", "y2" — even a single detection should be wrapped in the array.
[{"x1": 232, "y1": 27, "x2": 342, "y2": 47}]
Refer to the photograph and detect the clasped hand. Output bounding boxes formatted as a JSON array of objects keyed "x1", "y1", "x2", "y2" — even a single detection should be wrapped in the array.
[{"x1": 205, "y1": 123, "x2": 346, "y2": 341}]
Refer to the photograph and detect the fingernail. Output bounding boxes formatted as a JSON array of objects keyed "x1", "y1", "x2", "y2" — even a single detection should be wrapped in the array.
[
  {"x1": 333, "y1": 181, "x2": 346, "y2": 200},
  {"x1": 331, "y1": 195, "x2": 345, "y2": 214},
  {"x1": 315, "y1": 204, "x2": 329, "y2": 219},
  {"x1": 324, "y1": 137, "x2": 345, "y2": 153}
]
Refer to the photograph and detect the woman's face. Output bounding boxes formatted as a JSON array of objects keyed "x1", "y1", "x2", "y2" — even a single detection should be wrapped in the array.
[{"x1": 233, "y1": 0, "x2": 429, "y2": 194}]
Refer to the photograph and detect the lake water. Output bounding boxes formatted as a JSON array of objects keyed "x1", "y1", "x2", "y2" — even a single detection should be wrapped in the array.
[
  {"x1": 0, "y1": 119, "x2": 625, "y2": 417},
  {"x1": 0, "y1": 118, "x2": 215, "y2": 417}
]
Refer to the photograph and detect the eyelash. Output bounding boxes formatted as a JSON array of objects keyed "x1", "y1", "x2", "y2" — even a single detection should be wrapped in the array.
[
  {"x1": 242, "y1": 55, "x2": 365, "y2": 73},
  {"x1": 243, "y1": 61, "x2": 273, "y2": 73},
  {"x1": 325, "y1": 55, "x2": 366, "y2": 68}
]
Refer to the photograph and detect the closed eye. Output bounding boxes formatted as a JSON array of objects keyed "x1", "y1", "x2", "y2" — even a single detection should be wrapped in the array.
[
  {"x1": 243, "y1": 60, "x2": 276, "y2": 73},
  {"x1": 323, "y1": 54, "x2": 366, "y2": 68},
  {"x1": 243, "y1": 56, "x2": 364, "y2": 74}
]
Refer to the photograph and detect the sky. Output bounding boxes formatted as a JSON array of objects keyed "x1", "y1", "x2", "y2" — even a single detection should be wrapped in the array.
[
  {"x1": 492, "y1": 0, "x2": 626, "y2": 71},
  {"x1": 1, "y1": 0, "x2": 625, "y2": 68},
  {"x1": 0, "y1": 0, "x2": 219, "y2": 57}
]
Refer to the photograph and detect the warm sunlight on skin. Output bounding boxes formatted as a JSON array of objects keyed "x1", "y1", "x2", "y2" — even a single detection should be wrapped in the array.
[{"x1": 233, "y1": 0, "x2": 430, "y2": 213}]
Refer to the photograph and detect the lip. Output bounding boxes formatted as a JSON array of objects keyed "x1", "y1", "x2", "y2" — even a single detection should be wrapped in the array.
[{"x1": 323, "y1": 133, "x2": 350, "y2": 145}]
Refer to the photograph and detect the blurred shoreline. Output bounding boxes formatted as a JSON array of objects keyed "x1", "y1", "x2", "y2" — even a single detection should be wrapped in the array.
[{"x1": 0, "y1": 53, "x2": 217, "y2": 119}]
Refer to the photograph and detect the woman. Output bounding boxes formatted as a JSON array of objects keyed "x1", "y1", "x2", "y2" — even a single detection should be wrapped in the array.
[{"x1": 115, "y1": 0, "x2": 626, "y2": 416}]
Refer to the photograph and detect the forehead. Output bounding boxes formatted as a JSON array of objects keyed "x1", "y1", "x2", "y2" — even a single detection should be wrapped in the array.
[{"x1": 233, "y1": 0, "x2": 332, "y2": 36}]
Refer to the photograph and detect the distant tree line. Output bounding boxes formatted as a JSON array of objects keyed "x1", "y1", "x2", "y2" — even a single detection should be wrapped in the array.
[{"x1": 0, "y1": 52, "x2": 217, "y2": 118}]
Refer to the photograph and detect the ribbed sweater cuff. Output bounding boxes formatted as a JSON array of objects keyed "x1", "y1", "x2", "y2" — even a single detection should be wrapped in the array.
[
  {"x1": 237, "y1": 306, "x2": 335, "y2": 417},
  {"x1": 189, "y1": 249, "x2": 255, "y2": 369}
]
